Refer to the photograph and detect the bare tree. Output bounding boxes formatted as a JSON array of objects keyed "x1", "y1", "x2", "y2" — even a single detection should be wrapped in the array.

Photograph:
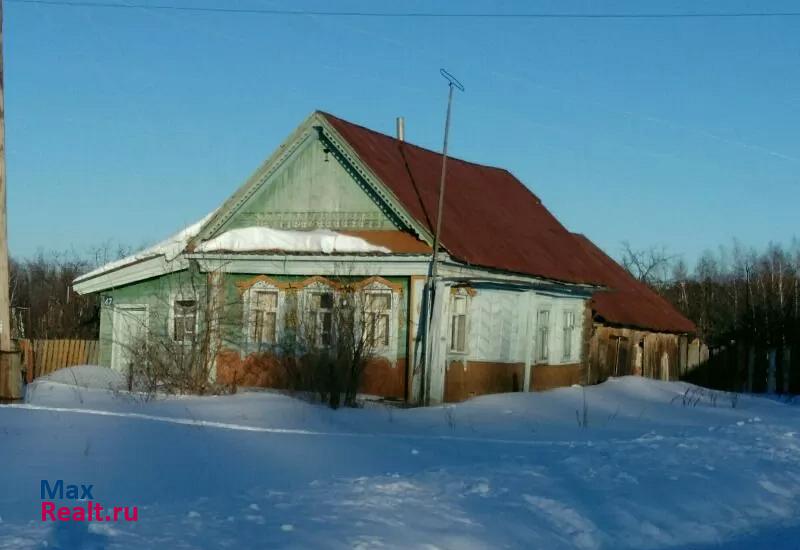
[
  {"x1": 620, "y1": 242, "x2": 677, "y2": 288},
  {"x1": 651, "y1": 240, "x2": 799, "y2": 392},
  {"x1": 11, "y1": 251, "x2": 99, "y2": 339}
]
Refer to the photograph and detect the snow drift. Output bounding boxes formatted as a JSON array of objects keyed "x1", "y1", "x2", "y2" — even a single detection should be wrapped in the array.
[
  {"x1": 3, "y1": 376, "x2": 799, "y2": 549},
  {"x1": 32, "y1": 365, "x2": 128, "y2": 391}
]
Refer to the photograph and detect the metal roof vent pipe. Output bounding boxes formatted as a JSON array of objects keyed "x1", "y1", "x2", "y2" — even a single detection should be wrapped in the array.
[{"x1": 396, "y1": 116, "x2": 405, "y2": 142}]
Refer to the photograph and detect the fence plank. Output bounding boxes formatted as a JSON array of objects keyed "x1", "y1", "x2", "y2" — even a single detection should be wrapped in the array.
[
  {"x1": 78, "y1": 339, "x2": 87, "y2": 365},
  {"x1": 67, "y1": 339, "x2": 76, "y2": 367},
  {"x1": 22, "y1": 339, "x2": 101, "y2": 381},
  {"x1": 48, "y1": 340, "x2": 57, "y2": 375},
  {"x1": 47, "y1": 340, "x2": 56, "y2": 374},
  {"x1": 88, "y1": 340, "x2": 98, "y2": 364},
  {"x1": 40, "y1": 340, "x2": 48, "y2": 377},
  {"x1": 41, "y1": 341, "x2": 51, "y2": 376},
  {"x1": 33, "y1": 340, "x2": 42, "y2": 378},
  {"x1": 61, "y1": 339, "x2": 70, "y2": 370},
  {"x1": 58, "y1": 340, "x2": 65, "y2": 370},
  {"x1": 49, "y1": 340, "x2": 58, "y2": 374}
]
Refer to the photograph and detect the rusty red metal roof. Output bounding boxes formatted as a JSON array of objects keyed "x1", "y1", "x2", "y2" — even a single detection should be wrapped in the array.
[
  {"x1": 322, "y1": 112, "x2": 695, "y2": 334},
  {"x1": 341, "y1": 230, "x2": 432, "y2": 254},
  {"x1": 322, "y1": 112, "x2": 602, "y2": 285},
  {"x1": 571, "y1": 233, "x2": 697, "y2": 334}
]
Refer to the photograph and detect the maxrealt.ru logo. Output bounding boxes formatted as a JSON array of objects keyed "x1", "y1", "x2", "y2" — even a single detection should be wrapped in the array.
[{"x1": 40, "y1": 480, "x2": 138, "y2": 522}]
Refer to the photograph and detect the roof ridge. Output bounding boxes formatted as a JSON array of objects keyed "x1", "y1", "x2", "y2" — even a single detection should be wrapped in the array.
[{"x1": 317, "y1": 110, "x2": 510, "y2": 172}]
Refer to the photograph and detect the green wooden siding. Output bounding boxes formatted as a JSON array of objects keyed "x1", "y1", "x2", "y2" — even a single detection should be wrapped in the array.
[
  {"x1": 218, "y1": 134, "x2": 398, "y2": 233},
  {"x1": 97, "y1": 130, "x2": 414, "y2": 366},
  {"x1": 218, "y1": 273, "x2": 409, "y2": 359},
  {"x1": 98, "y1": 271, "x2": 409, "y2": 366},
  {"x1": 98, "y1": 270, "x2": 207, "y2": 366}
]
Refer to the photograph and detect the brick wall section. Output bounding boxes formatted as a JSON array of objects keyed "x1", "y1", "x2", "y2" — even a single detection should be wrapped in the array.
[
  {"x1": 444, "y1": 360, "x2": 525, "y2": 403},
  {"x1": 530, "y1": 363, "x2": 584, "y2": 391},
  {"x1": 215, "y1": 349, "x2": 406, "y2": 398},
  {"x1": 216, "y1": 349, "x2": 288, "y2": 388},
  {"x1": 360, "y1": 357, "x2": 406, "y2": 399}
]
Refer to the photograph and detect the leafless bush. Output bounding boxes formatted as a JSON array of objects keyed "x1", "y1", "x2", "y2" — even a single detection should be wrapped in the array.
[
  {"x1": 671, "y1": 387, "x2": 704, "y2": 407},
  {"x1": 125, "y1": 334, "x2": 222, "y2": 397},
  {"x1": 275, "y1": 278, "x2": 384, "y2": 409},
  {"x1": 671, "y1": 386, "x2": 737, "y2": 408},
  {"x1": 443, "y1": 405, "x2": 456, "y2": 430},
  {"x1": 576, "y1": 388, "x2": 589, "y2": 428},
  {"x1": 109, "y1": 268, "x2": 230, "y2": 398}
]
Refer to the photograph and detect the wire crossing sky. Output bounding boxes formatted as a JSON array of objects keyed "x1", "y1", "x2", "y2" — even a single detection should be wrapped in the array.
[
  {"x1": 8, "y1": 0, "x2": 800, "y2": 18},
  {"x1": 4, "y1": 0, "x2": 799, "y2": 264}
]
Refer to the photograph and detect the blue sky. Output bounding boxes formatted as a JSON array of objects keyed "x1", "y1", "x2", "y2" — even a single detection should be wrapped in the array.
[{"x1": 5, "y1": 0, "x2": 799, "y2": 266}]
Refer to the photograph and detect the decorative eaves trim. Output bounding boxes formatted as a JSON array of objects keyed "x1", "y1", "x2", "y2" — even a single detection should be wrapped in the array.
[
  {"x1": 235, "y1": 274, "x2": 403, "y2": 297},
  {"x1": 291, "y1": 275, "x2": 342, "y2": 291},
  {"x1": 191, "y1": 118, "x2": 316, "y2": 244},
  {"x1": 312, "y1": 118, "x2": 434, "y2": 244},
  {"x1": 234, "y1": 275, "x2": 292, "y2": 293},
  {"x1": 188, "y1": 111, "x2": 434, "y2": 250},
  {"x1": 352, "y1": 275, "x2": 404, "y2": 294}
]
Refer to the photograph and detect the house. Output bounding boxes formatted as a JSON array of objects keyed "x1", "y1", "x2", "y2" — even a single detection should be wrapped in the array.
[
  {"x1": 571, "y1": 234, "x2": 699, "y2": 383},
  {"x1": 73, "y1": 110, "x2": 696, "y2": 404}
]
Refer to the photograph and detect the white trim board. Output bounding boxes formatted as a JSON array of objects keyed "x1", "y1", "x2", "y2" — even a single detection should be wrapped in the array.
[{"x1": 73, "y1": 256, "x2": 189, "y2": 295}]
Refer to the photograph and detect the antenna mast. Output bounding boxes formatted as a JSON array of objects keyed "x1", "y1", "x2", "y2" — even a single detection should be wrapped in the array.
[{"x1": 421, "y1": 68, "x2": 464, "y2": 405}]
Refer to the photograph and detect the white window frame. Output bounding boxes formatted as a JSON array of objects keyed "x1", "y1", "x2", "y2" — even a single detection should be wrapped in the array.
[
  {"x1": 306, "y1": 287, "x2": 335, "y2": 349},
  {"x1": 363, "y1": 289, "x2": 393, "y2": 352},
  {"x1": 562, "y1": 310, "x2": 577, "y2": 361},
  {"x1": 449, "y1": 294, "x2": 469, "y2": 354},
  {"x1": 169, "y1": 295, "x2": 199, "y2": 344},
  {"x1": 536, "y1": 309, "x2": 551, "y2": 363},
  {"x1": 243, "y1": 281, "x2": 282, "y2": 348}
]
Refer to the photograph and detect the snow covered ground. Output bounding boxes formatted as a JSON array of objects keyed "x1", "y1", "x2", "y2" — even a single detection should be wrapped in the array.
[{"x1": 1, "y1": 369, "x2": 798, "y2": 549}]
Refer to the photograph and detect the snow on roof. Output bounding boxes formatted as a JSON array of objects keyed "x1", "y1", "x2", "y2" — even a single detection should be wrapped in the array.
[
  {"x1": 194, "y1": 227, "x2": 390, "y2": 255},
  {"x1": 74, "y1": 212, "x2": 215, "y2": 283},
  {"x1": 75, "y1": 220, "x2": 391, "y2": 284}
]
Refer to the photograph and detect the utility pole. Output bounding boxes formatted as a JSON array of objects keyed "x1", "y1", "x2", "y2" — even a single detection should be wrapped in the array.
[
  {"x1": 420, "y1": 69, "x2": 463, "y2": 405},
  {"x1": 0, "y1": 0, "x2": 20, "y2": 400}
]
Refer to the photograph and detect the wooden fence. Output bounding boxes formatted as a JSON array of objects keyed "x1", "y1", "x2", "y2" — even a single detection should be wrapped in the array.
[
  {"x1": 19, "y1": 339, "x2": 100, "y2": 383},
  {"x1": 683, "y1": 341, "x2": 798, "y2": 395}
]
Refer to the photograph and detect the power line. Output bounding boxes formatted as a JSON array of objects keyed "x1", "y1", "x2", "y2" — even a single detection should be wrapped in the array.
[{"x1": 6, "y1": 0, "x2": 800, "y2": 19}]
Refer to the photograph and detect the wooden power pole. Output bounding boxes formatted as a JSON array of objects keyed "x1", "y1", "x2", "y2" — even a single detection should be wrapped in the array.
[{"x1": 0, "y1": 0, "x2": 20, "y2": 400}]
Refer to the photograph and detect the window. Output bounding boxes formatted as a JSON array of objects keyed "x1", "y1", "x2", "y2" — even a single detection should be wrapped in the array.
[
  {"x1": 537, "y1": 310, "x2": 550, "y2": 362},
  {"x1": 249, "y1": 289, "x2": 278, "y2": 345},
  {"x1": 309, "y1": 291, "x2": 334, "y2": 347},
  {"x1": 173, "y1": 300, "x2": 197, "y2": 343},
  {"x1": 450, "y1": 295, "x2": 468, "y2": 353},
  {"x1": 365, "y1": 291, "x2": 391, "y2": 348},
  {"x1": 562, "y1": 311, "x2": 576, "y2": 360}
]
